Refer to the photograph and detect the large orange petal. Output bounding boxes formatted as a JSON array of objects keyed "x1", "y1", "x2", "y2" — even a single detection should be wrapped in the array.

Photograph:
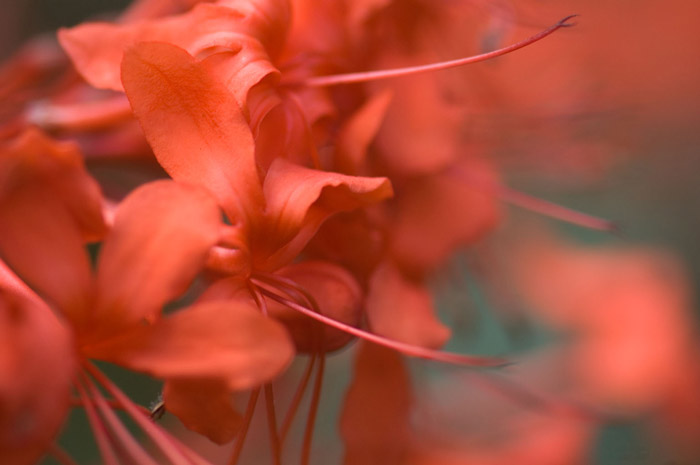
[
  {"x1": 340, "y1": 342, "x2": 412, "y2": 465},
  {"x1": 366, "y1": 260, "x2": 450, "y2": 349},
  {"x1": 121, "y1": 41, "x2": 264, "y2": 223},
  {"x1": 92, "y1": 180, "x2": 222, "y2": 339},
  {"x1": 59, "y1": 2, "x2": 286, "y2": 94},
  {"x1": 0, "y1": 264, "x2": 75, "y2": 465},
  {"x1": 163, "y1": 379, "x2": 242, "y2": 445},
  {"x1": 0, "y1": 130, "x2": 104, "y2": 320},
  {"x1": 84, "y1": 299, "x2": 295, "y2": 390},
  {"x1": 255, "y1": 158, "x2": 392, "y2": 270}
]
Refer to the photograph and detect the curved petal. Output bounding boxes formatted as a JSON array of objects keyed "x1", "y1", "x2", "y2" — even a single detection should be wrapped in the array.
[
  {"x1": 93, "y1": 180, "x2": 222, "y2": 336},
  {"x1": 366, "y1": 260, "x2": 450, "y2": 350},
  {"x1": 59, "y1": 2, "x2": 286, "y2": 94},
  {"x1": 340, "y1": 342, "x2": 412, "y2": 465},
  {"x1": 163, "y1": 379, "x2": 242, "y2": 445},
  {"x1": 0, "y1": 280, "x2": 75, "y2": 465},
  {"x1": 256, "y1": 158, "x2": 393, "y2": 270},
  {"x1": 121, "y1": 41, "x2": 264, "y2": 223},
  {"x1": 267, "y1": 260, "x2": 363, "y2": 353},
  {"x1": 85, "y1": 299, "x2": 295, "y2": 391},
  {"x1": 0, "y1": 130, "x2": 104, "y2": 319}
]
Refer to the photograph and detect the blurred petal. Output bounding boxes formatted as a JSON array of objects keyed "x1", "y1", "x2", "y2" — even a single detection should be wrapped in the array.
[
  {"x1": 164, "y1": 379, "x2": 242, "y2": 445},
  {"x1": 512, "y1": 238, "x2": 695, "y2": 413},
  {"x1": 267, "y1": 260, "x2": 363, "y2": 352},
  {"x1": 93, "y1": 180, "x2": 222, "y2": 335},
  {"x1": 256, "y1": 158, "x2": 392, "y2": 270},
  {"x1": 0, "y1": 271, "x2": 75, "y2": 465},
  {"x1": 0, "y1": 129, "x2": 104, "y2": 319},
  {"x1": 304, "y1": 210, "x2": 385, "y2": 280},
  {"x1": 390, "y1": 160, "x2": 500, "y2": 274},
  {"x1": 341, "y1": 342, "x2": 412, "y2": 465},
  {"x1": 85, "y1": 299, "x2": 295, "y2": 390},
  {"x1": 374, "y1": 69, "x2": 465, "y2": 176},
  {"x1": 336, "y1": 89, "x2": 393, "y2": 175},
  {"x1": 366, "y1": 260, "x2": 450, "y2": 349},
  {"x1": 121, "y1": 41, "x2": 264, "y2": 222}
]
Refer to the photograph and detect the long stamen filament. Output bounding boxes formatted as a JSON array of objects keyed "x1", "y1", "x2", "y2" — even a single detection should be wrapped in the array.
[
  {"x1": 498, "y1": 185, "x2": 617, "y2": 232},
  {"x1": 251, "y1": 280, "x2": 508, "y2": 367},
  {"x1": 450, "y1": 164, "x2": 616, "y2": 231},
  {"x1": 295, "y1": 15, "x2": 577, "y2": 87},
  {"x1": 74, "y1": 374, "x2": 120, "y2": 465},
  {"x1": 70, "y1": 396, "x2": 151, "y2": 415},
  {"x1": 228, "y1": 388, "x2": 261, "y2": 465},
  {"x1": 81, "y1": 372, "x2": 158, "y2": 465},
  {"x1": 264, "y1": 384, "x2": 282, "y2": 465},
  {"x1": 84, "y1": 362, "x2": 205, "y2": 465},
  {"x1": 301, "y1": 354, "x2": 325, "y2": 465},
  {"x1": 279, "y1": 354, "x2": 317, "y2": 445}
]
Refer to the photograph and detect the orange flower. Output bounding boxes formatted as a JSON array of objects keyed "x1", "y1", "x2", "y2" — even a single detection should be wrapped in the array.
[{"x1": 0, "y1": 128, "x2": 294, "y2": 462}]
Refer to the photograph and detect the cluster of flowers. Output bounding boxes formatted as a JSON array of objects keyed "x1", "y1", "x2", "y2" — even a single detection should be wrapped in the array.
[{"x1": 1, "y1": 0, "x2": 699, "y2": 464}]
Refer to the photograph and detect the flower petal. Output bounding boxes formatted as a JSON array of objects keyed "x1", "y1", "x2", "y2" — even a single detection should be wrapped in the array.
[
  {"x1": 340, "y1": 342, "x2": 412, "y2": 465},
  {"x1": 366, "y1": 260, "x2": 450, "y2": 349},
  {"x1": 163, "y1": 379, "x2": 242, "y2": 445},
  {"x1": 59, "y1": 2, "x2": 285, "y2": 94},
  {"x1": 0, "y1": 265, "x2": 75, "y2": 465},
  {"x1": 121, "y1": 41, "x2": 264, "y2": 222},
  {"x1": 336, "y1": 89, "x2": 393, "y2": 175},
  {"x1": 0, "y1": 129, "x2": 104, "y2": 319},
  {"x1": 85, "y1": 299, "x2": 295, "y2": 390},
  {"x1": 255, "y1": 158, "x2": 393, "y2": 270},
  {"x1": 390, "y1": 160, "x2": 500, "y2": 274},
  {"x1": 512, "y1": 237, "x2": 696, "y2": 413},
  {"x1": 92, "y1": 180, "x2": 222, "y2": 337}
]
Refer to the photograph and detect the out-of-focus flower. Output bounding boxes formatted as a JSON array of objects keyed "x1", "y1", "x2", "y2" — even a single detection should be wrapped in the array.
[
  {"x1": 0, "y1": 260, "x2": 75, "y2": 465},
  {"x1": 508, "y1": 234, "x2": 700, "y2": 461}
]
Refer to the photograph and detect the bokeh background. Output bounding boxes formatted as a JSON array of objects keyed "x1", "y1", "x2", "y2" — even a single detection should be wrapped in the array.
[{"x1": 2, "y1": 0, "x2": 699, "y2": 464}]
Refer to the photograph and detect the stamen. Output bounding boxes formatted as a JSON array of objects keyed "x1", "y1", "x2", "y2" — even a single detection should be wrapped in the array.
[
  {"x1": 70, "y1": 395, "x2": 151, "y2": 416},
  {"x1": 228, "y1": 388, "x2": 260, "y2": 465},
  {"x1": 74, "y1": 374, "x2": 120, "y2": 465},
  {"x1": 451, "y1": 164, "x2": 617, "y2": 232},
  {"x1": 264, "y1": 384, "x2": 282, "y2": 465},
  {"x1": 251, "y1": 273, "x2": 319, "y2": 317},
  {"x1": 84, "y1": 362, "x2": 205, "y2": 465},
  {"x1": 279, "y1": 354, "x2": 317, "y2": 445},
  {"x1": 252, "y1": 281, "x2": 508, "y2": 367},
  {"x1": 296, "y1": 16, "x2": 578, "y2": 87},
  {"x1": 497, "y1": 185, "x2": 618, "y2": 232},
  {"x1": 301, "y1": 354, "x2": 325, "y2": 465},
  {"x1": 82, "y1": 372, "x2": 158, "y2": 465},
  {"x1": 248, "y1": 281, "x2": 269, "y2": 317}
]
